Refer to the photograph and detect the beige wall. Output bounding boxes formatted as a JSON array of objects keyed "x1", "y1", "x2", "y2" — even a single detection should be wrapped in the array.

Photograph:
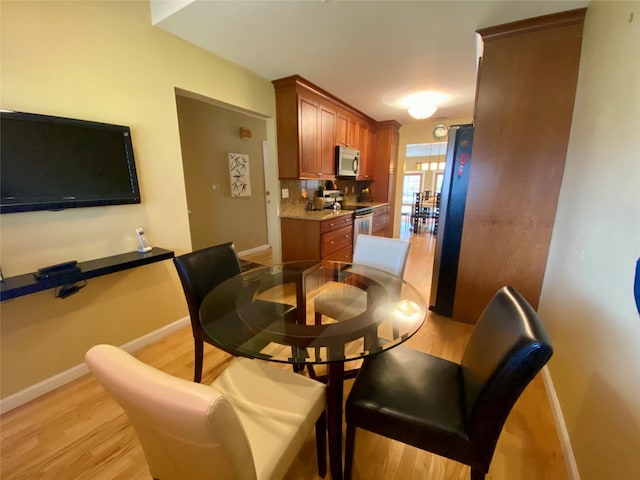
[
  {"x1": 0, "y1": 1, "x2": 277, "y2": 398},
  {"x1": 176, "y1": 94, "x2": 269, "y2": 252},
  {"x1": 538, "y1": 1, "x2": 640, "y2": 478}
]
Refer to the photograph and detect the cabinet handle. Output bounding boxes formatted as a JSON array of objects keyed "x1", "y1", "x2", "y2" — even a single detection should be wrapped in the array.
[{"x1": 330, "y1": 241, "x2": 334, "y2": 244}]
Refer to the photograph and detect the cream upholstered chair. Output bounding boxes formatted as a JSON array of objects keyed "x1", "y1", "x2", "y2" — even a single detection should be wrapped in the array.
[
  {"x1": 314, "y1": 234, "x2": 411, "y2": 323},
  {"x1": 310, "y1": 235, "x2": 410, "y2": 380},
  {"x1": 85, "y1": 344, "x2": 327, "y2": 480}
]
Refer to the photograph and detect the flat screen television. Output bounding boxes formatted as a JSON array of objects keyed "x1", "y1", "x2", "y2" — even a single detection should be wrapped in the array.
[{"x1": 1, "y1": 111, "x2": 141, "y2": 214}]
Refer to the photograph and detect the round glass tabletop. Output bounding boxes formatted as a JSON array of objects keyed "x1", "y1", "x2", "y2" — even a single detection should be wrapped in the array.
[{"x1": 199, "y1": 260, "x2": 426, "y2": 365}]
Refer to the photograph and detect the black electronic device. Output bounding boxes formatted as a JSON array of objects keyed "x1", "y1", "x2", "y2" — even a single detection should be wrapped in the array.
[
  {"x1": 0, "y1": 111, "x2": 141, "y2": 214},
  {"x1": 34, "y1": 260, "x2": 80, "y2": 280}
]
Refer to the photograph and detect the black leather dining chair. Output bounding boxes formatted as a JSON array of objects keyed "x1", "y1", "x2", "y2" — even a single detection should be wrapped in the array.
[
  {"x1": 173, "y1": 242, "x2": 244, "y2": 383},
  {"x1": 343, "y1": 286, "x2": 553, "y2": 480}
]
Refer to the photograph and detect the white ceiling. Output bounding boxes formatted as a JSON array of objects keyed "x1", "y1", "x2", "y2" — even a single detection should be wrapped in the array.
[{"x1": 151, "y1": 0, "x2": 589, "y2": 125}]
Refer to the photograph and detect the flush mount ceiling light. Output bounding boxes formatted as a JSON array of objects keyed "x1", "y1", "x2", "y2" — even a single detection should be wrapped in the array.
[
  {"x1": 398, "y1": 91, "x2": 448, "y2": 120},
  {"x1": 408, "y1": 102, "x2": 438, "y2": 120}
]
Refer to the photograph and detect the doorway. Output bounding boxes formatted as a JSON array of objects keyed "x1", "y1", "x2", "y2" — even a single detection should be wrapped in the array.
[{"x1": 175, "y1": 92, "x2": 271, "y2": 254}]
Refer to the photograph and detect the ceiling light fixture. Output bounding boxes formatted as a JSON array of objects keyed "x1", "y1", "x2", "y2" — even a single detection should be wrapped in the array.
[
  {"x1": 408, "y1": 102, "x2": 438, "y2": 120},
  {"x1": 399, "y1": 91, "x2": 447, "y2": 120}
]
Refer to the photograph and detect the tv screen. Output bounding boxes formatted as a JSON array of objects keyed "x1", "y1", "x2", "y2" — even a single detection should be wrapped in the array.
[{"x1": 0, "y1": 111, "x2": 141, "y2": 214}]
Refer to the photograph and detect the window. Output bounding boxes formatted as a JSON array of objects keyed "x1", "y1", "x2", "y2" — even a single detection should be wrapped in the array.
[
  {"x1": 402, "y1": 173, "x2": 422, "y2": 215},
  {"x1": 434, "y1": 172, "x2": 445, "y2": 193},
  {"x1": 405, "y1": 142, "x2": 447, "y2": 157}
]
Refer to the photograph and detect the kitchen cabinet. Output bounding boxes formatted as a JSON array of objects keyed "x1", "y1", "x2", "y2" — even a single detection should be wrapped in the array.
[
  {"x1": 319, "y1": 104, "x2": 337, "y2": 177},
  {"x1": 357, "y1": 122, "x2": 375, "y2": 180},
  {"x1": 336, "y1": 111, "x2": 348, "y2": 146},
  {"x1": 281, "y1": 214, "x2": 353, "y2": 262},
  {"x1": 347, "y1": 116, "x2": 358, "y2": 148},
  {"x1": 372, "y1": 121, "x2": 401, "y2": 229},
  {"x1": 273, "y1": 75, "x2": 381, "y2": 181},
  {"x1": 299, "y1": 95, "x2": 320, "y2": 178},
  {"x1": 298, "y1": 93, "x2": 336, "y2": 178},
  {"x1": 273, "y1": 79, "x2": 337, "y2": 179},
  {"x1": 371, "y1": 205, "x2": 390, "y2": 237},
  {"x1": 452, "y1": 8, "x2": 586, "y2": 324}
]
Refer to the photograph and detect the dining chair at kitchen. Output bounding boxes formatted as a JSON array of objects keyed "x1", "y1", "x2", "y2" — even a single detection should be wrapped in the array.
[
  {"x1": 432, "y1": 192, "x2": 442, "y2": 235},
  {"x1": 86, "y1": 344, "x2": 327, "y2": 480},
  {"x1": 412, "y1": 191, "x2": 433, "y2": 233},
  {"x1": 343, "y1": 286, "x2": 553, "y2": 480},
  {"x1": 173, "y1": 242, "x2": 244, "y2": 382},
  {"x1": 311, "y1": 234, "x2": 411, "y2": 379},
  {"x1": 174, "y1": 243, "x2": 299, "y2": 382}
]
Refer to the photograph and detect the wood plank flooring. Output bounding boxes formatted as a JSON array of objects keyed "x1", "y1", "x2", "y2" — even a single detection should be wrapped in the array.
[{"x1": 0, "y1": 232, "x2": 567, "y2": 480}]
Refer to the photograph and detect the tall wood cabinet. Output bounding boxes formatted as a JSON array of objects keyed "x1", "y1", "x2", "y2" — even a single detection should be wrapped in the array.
[
  {"x1": 372, "y1": 121, "x2": 401, "y2": 234},
  {"x1": 452, "y1": 8, "x2": 587, "y2": 324}
]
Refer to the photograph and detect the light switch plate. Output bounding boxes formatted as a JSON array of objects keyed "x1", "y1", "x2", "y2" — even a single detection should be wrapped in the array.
[{"x1": 281, "y1": 188, "x2": 289, "y2": 199}]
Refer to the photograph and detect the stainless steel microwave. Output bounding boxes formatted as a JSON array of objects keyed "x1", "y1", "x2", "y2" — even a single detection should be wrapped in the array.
[{"x1": 335, "y1": 146, "x2": 360, "y2": 177}]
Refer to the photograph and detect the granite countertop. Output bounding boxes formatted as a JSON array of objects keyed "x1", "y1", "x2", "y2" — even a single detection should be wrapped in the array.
[{"x1": 280, "y1": 202, "x2": 388, "y2": 221}]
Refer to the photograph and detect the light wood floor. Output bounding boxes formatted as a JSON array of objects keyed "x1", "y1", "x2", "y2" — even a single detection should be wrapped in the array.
[{"x1": 0, "y1": 231, "x2": 567, "y2": 480}]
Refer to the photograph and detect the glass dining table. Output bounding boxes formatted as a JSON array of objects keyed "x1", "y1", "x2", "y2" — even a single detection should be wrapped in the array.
[{"x1": 199, "y1": 260, "x2": 426, "y2": 480}]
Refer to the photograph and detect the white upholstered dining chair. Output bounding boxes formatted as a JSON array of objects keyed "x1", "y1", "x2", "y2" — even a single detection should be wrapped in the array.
[
  {"x1": 85, "y1": 344, "x2": 327, "y2": 480},
  {"x1": 314, "y1": 234, "x2": 411, "y2": 323}
]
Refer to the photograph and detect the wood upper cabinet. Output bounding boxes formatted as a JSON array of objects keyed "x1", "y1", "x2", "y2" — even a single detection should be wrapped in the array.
[
  {"x1": 298, "y1": 95, "x2": 320, "y2": 178},
  {"x1": 319, "y1": 104, "x2": 336, "y2": 177},
  {"x1": 357, "y1": 121, "x2": 376, "y2": 180},
  {"x1": 297, "y1": 93, "x2": 335, "y2": 178},
  {"x1": 452, "y1": 8, "x2": 586, "y2": 324},
  {"x1": 273, "y1": 75, "x2": 396, "y2": 185},
  {"x1": 336, "y1": 111, "x2": 348, "y2": 146},
  {"x1": 347, "y1": 116, "x2": 358, "y2": 148},
  {"x1": 274, "y1": 77, "x2": 336, "y2": 179}
]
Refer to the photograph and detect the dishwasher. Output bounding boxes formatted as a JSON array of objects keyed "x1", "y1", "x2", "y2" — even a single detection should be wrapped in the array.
[{"x1": 352, "y1": 207, "x2": 373, "y2": 251}]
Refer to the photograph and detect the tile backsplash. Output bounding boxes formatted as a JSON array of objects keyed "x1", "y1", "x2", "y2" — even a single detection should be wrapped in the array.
[{"x1": 279, "y1": 179, "x2": 372, "y2": 209}]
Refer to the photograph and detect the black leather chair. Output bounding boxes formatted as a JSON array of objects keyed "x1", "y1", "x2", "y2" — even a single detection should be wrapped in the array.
[
  {"x1": 344, "y1": 286, "x2": 553, "y2": 480},
  {"x1": 173, "y1": 242, "x2": 245, "y2": 383}
]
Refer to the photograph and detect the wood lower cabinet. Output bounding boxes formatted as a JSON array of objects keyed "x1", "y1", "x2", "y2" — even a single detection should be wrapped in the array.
[
  {"x1": 281, "y1": 214, "x2": 354, "y2": 262},
  {"x1": 372, "y1": 205, "x2": 390, "y2": 237}
]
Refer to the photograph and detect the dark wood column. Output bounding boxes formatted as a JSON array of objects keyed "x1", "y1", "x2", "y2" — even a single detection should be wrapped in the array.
[{"x1": 453, "y1": 8, "x2": 587, "y2": 323}]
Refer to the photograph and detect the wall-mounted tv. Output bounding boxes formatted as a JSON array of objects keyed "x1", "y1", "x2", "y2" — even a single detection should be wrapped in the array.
[{"x1": 1, "y1": 111, "x2": 141, "y2": 214}]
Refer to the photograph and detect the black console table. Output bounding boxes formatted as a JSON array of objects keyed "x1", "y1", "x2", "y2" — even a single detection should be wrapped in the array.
[{"x1": 0, "y1": 247, "x2": 175, "y2": 301}]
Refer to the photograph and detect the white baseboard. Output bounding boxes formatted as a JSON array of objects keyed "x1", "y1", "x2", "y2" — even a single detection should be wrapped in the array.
[
  {"x1": 541, "y1": 366, "x2": 581, "y2": 480},
  {"x1": 237, "y1": 244, "x2": 270, "y2": 257},
  {"x1": 0, "y1": 316, "x2": 190, "y2": 415}
]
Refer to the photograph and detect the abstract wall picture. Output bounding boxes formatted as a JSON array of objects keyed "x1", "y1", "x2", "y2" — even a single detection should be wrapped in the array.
[{"x1": 228, "y1": 153, "x2": 251, "y2": 197}]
